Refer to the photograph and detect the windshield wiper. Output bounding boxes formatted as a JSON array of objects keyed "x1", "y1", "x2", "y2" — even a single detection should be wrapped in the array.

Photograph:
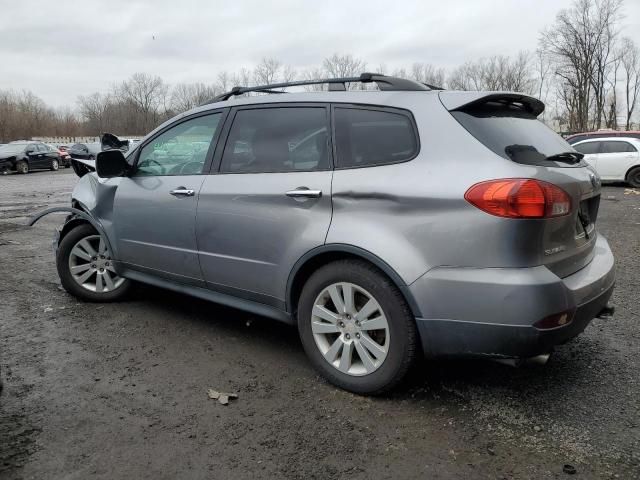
[{"x1": 545, "y1": 151, "x2": 584, "y2": 164}]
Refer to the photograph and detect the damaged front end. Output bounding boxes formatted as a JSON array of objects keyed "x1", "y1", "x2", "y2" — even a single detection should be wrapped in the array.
[{"x1": 29, "y1": 139, "x2": 125, "y2": 262}]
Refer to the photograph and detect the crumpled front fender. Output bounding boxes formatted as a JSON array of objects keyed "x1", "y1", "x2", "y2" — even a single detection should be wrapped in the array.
[{"x1": 27, "y1": 206, "x2": 115, "y2": 258}]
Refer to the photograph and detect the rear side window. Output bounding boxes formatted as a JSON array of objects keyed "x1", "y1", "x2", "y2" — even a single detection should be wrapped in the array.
[
  {"x1": 601, "y1": 141, "x2": 637, "y2": 153},
  {"x1": 334, "y1": 107, "x2": 418, "y2": 168},
  {"x1": 574, "y1": 142, "x2": 600, "y2": 155},
  {"x1": 451, "y1": 102, "x2": 576, "y2": 167},
  {"x1": 220, "y1": 107, "x2": 329, "y2": 173}
]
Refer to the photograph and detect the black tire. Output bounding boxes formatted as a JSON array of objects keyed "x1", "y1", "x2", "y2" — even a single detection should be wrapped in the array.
[
  {"x1": 626, "y1": 166, "x2": 640, "y2": 188},
  {"x1": 56, "y1": 223, "x2": 131, "y2": 302},
  {"x1": 51, "y1": 159, "x2": 59, "y2": 171},
  {"x1": 16, "y1": 160, "x2": 28, "y2": 174},
  {"x1": 297, "y1": 259, "x2": 417, "y2": 395}
]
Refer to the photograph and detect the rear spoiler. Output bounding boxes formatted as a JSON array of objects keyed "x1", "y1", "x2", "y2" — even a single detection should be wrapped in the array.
[{"x1": 438, "y1": 91, "x2": 545, "y2": 116}]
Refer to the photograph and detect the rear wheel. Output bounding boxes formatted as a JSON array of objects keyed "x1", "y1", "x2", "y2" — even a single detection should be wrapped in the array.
[
  {"x1": 297, "y1": 259, "x2": 417, "y2": 394},
  {"x1": 16, "y1": 160, "x2": 28, "y2": 174},
  {"x1": 626, "y1": 166, "x2": 640, "y2": 188},
  {"x1": 51, "y1": 159, "x2": 59, "y2": 171},
  {"x1": 57, "y1": 224, "x2": 130, "y2": 302}
]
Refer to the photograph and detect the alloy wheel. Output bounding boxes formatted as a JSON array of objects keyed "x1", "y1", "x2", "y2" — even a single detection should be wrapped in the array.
[
  {"x1": 311, "y1": 282, "x2": 390, "y2": 376},
  {"x1": 68, "y1": 235, "x2": 124, "y2": 293}
]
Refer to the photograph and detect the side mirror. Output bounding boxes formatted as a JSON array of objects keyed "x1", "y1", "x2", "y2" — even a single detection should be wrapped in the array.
[{"x1": 96, "y1": 149, "x2": 128, "y2": 178}]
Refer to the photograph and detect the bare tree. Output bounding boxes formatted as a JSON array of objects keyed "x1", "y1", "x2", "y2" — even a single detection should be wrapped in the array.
[
  {"x1": 117, "y1": 73, "x2": 168, "y2": 132},
  {"x1": 448, "y1": 53, "x2": 535, "y2": 93},
  {"x1": 410, "y1": 62, "x2": 446, "y2": 87},
  {"x1": 322, "y1": 54, "x2": 367, "y2": 89},
  {"x1": 253, "y1": 58, "x2": 282, "y2": 85},
  {"x1": 540, "y1": 0, "x2": 623, "y2": 131},
  {"x1": 621, "y1": 37, "x2": 640, "y2": 130},
  {"x1": 171, "y1": 83, "x2": 219, "y2": 112},
  {"x1": 77, "y1": 92, "x2": 111, "y2": 133},
  {"x1": 302, "y1": 67, "x2": 327, "y2": 91}
]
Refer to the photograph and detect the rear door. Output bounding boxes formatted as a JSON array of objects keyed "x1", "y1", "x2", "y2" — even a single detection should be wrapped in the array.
[
  {"x1": 196, "y1": 104, "x2": 333, "y2": 306},
  {"x1": 598, "y1": 140, "x2": 639, "y2": 180},
  {"x1": 573, "y1": 140, "x2": 601, "y2": 171},
  {"x1": 112, "y1": 110, "x2": 226, "y2": 285},
  {"x1": 33, "y1": 144, "x2": 50, "y2": 168}
]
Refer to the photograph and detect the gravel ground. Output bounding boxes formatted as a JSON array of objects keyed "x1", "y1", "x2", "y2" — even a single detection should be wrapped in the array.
[{"x1": 0, "y1": 169, "x2": 638, "y2": 479}]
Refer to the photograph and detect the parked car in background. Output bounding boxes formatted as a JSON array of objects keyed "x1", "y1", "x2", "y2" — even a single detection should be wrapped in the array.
[
  {"x1": 566, "y1": 130, "x2": 640, "y2": 144},
  {"x1": 35, "y1": 74, "x2": 615, "y2": 394},
  {"x1": 68, "y1": 142, "x2": 102, "y2": 160},
  {"x1": 0, "y1": 141, "x2": 60, "y2": 174},
  {"x1": 572, "y1": 137, "x2": 640, "y2": 187},
  {"x1": 47, "y1": 144, "x2": 71, "y2": 167}
]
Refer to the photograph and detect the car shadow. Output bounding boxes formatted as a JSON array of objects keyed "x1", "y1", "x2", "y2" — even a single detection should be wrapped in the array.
[{"x1": 130, "y1": 283, "x2": 613, "y2": 406}]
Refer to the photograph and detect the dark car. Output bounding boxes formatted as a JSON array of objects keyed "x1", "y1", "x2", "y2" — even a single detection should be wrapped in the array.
[
  {"x1": 68, "y1": 142, "x2": 102, "y2": 160},
  {"x1": 566, "y1": 130, "x2": 640, "y2": 144},
  {"x1": 0, "y1": 141, "x2": 61, "y2": 174}
]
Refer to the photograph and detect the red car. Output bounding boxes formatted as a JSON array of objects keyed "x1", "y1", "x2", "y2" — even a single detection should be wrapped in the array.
[
  {"x1": 48, "y1": 144, "x2": 71, "y2": 167},
  {"x1": 565, "y1": 130, "x2": 640, "y2": 144}
]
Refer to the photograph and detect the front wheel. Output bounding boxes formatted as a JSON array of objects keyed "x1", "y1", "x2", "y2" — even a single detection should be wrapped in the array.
[
  {"x1": 51, "y1": 159, "x2": 59, "y2": 171},
  {"x1": 56, "y1": 224, "x2": 131, "y2": 302},
  {"x1": 297, "y1": 260, "x2": 417, "y2": 395},
  {"x1": 626, "y1": 166, "x2": 640, "y2": 188},
  {"x1": 16, "y1": 160, "x2": 28, "y2": 174}
]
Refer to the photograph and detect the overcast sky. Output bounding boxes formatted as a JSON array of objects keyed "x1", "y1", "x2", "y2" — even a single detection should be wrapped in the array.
[{"x1": 1, "y1": 0, "x2": 639, "y2": 108}]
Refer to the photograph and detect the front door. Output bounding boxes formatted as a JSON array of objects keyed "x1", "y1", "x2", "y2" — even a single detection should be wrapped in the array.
[
  {"x1": 113, "y1": 111, "x2": 226, "y2": 285},
  {"x1": 196, "y1": 105, "x2": 333, "y2": 306}
]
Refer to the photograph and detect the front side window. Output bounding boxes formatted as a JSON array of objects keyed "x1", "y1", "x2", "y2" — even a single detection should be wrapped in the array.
[
  {"x1": 601, "y1": 141, "x2": 637, "y2": 154},
  {"x1": 573, "y1": 142, "x2": 600, "y2": 155},
  {"x1": 220, "y1": 107, "x2": 330, "y2": 173},
  {"x1": 334, "y1": 107, "x2": 418, "y2": 168},
  {"x1": 136, "y1": 113, "x2": 222, "y2": 176}
]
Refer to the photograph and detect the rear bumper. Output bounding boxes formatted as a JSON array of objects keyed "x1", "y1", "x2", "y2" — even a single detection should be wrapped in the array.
[{"x1": 411, "y1": 234, "x2": 615, "y2": 358}]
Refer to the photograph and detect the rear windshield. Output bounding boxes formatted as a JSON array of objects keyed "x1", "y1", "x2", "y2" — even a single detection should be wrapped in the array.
[{"x1": 451, "y1": 102, "x2": 581, "y2": 167}]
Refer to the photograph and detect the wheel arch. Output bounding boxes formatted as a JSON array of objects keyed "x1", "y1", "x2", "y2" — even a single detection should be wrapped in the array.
[
  {"x1": 286, "y1": 244, "x2": 422, "y2": 318},
  {"x1": 28, "y1": 205, "x2": 114, "y2": 257},
  {"x1": 625, "y1": 163, "x2": 640, "y2": 182}
]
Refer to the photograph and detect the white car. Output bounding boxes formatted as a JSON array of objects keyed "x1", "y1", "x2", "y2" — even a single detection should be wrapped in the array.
[{"x1": 573, "y1": 137, "x2": 640, "y2": 187}]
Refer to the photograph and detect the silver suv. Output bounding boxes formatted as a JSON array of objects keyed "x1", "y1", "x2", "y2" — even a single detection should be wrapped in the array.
[{"x1": 34, "y1": 74, "x2": 615, "y2": 394}]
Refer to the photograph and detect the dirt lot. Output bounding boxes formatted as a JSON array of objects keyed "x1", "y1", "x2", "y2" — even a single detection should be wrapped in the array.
[{"x1": 0, "y1": 169, "x2": 638, "y2": 479}]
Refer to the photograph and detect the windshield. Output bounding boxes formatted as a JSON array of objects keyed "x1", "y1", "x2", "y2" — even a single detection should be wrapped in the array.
[
  {"x1": 0, "y1": 143, "x2": 28, "y2": 155},
  {"x1": 451, "y1": 102, "x2": 583, "y2": 167}
]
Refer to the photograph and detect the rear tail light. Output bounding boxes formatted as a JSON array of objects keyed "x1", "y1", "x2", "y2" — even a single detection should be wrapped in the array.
[
  {"x1": 464, "y1": 179, "x2": 571, "y2": 219},
  {"x1": 534, "y1": 310, "x2": 574, "y2": 330}
]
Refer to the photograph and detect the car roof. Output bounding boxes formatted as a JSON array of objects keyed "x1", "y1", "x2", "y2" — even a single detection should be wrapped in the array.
[{"x1": 574, "y1": 136, "x2": 640, "y2": 143}]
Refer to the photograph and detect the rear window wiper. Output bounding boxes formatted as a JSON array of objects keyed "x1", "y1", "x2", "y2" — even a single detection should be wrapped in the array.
[{"x1": 545, "y1": 151, "x2": 584, "y2": 164}]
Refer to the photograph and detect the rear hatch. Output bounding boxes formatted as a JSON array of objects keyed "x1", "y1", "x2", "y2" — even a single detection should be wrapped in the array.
[{"x1": 440, "y1": 91, "x2": 601, "y2": 278}]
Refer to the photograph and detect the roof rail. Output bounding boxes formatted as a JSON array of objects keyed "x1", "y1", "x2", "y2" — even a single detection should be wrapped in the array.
[{"x1": 203, "y1": 73, "x2": 431, "y2": 104}]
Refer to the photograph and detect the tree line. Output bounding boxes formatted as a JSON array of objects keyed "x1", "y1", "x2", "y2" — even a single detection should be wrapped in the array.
[{"x1": 1, "y1": 0, "x2": 639, "y2": 143}]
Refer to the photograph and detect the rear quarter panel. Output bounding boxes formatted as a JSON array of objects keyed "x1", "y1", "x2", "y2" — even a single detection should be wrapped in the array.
[{"x1": 326, "y1": 93, "x2": 597, "y2": 284}]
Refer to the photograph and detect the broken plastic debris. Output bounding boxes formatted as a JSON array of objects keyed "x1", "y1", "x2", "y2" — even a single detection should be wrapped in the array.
[{"x1": 207, "y1": 388, "x2": 238, "y2": 405}]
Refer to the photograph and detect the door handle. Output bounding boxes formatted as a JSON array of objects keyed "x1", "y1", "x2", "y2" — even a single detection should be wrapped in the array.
[
  {"x1": 285, "y1": 188, "x2": 322, "y2": 198},
  {"x1": 170, "y1": 188, "x2": 195, "y2": 197}
]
